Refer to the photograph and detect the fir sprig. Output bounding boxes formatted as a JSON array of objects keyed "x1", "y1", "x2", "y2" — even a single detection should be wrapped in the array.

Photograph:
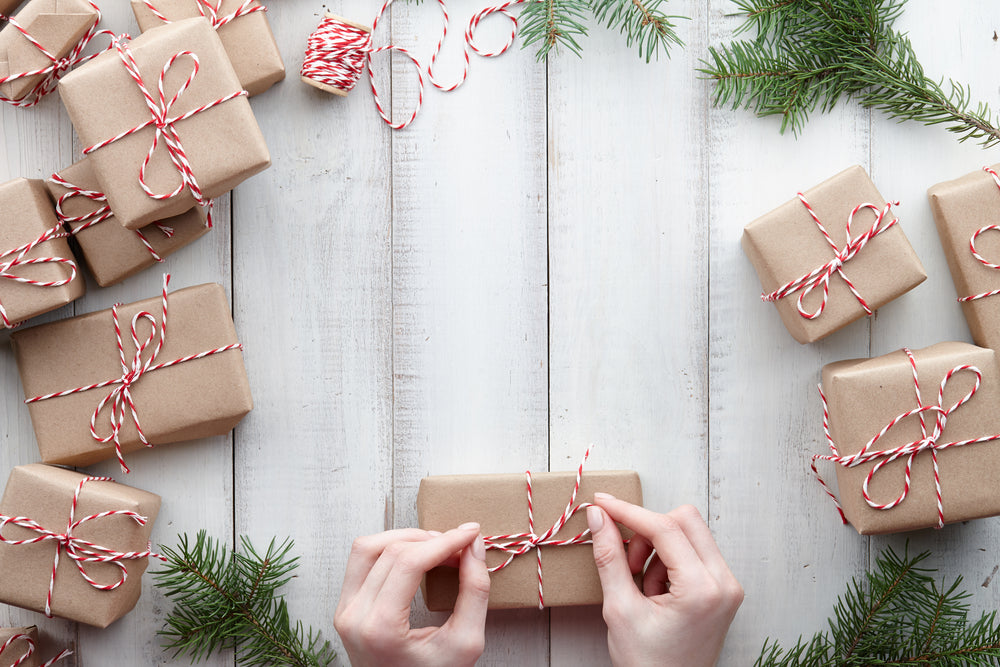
[
  {"x1": 755, "y1": 547, "x2": 1000, "y2": 666},
  {"x1": 701, "y1": 0, "x2": 1000, "y2": 146},
  {"x1": 153, "y1": 531, "x2": 335, "y2": 667}
]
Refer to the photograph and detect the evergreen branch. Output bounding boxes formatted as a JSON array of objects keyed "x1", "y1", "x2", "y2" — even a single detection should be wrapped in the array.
[
  {"x1": 590, "y1": 0, "x2": 685, "y2": 62},
  {"x1": 519, "y1": 0, "x2": 590, "y2": 60}
]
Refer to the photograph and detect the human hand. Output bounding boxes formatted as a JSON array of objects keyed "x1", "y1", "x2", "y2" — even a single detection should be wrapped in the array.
[
  {"x1": 587, "y1": 495, "x2": 743, "y2": 667},
  {"x1": 334, "y1": 523, "x2": 490, "y2": 667}
]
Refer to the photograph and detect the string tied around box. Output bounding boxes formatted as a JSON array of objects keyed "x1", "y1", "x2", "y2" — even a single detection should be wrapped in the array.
[
  {"x1": 0, "y1": 476, "x2": 165, "y2": 618},
  {"x1": 139, "y1": 0, "x2": 265, "y2": 30},
  {"x1": 957, "y1": 167, "x2": 1000, "y2": 302},
  {"x1": 300, "y1": 0, "x2": 525, "y2": 130},
  {"x1": 811, "y1": 347, "x2": 1000, "y2": 530},
  {"x1": 761, "y1": 193, "x2": 899, "y2": 320},
  {"x1": 23, "y1": 274, "x2": 244, "y2": 473},
  {"x1": 0, "y1": 223, "x2": 78, "y2": 330},
  {"x1": 0, "y1": 633, "x2": 72, "y2": 667}
]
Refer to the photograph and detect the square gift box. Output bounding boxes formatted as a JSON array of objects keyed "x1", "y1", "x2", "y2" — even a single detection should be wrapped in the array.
[
  {"x1": 418, "y1": 468, "x2": 642, "y2": 610},
  {"x1": 58, "y1": 17, "x2": 270, "y2": 229},
  {"x1": 47, "y1": 158, "x2": 209, "y2": 287},
  {"x1": 0, "y1": 464, "x2": 161, "y2": 627},
  {"x1": 11, "y1": 280, "x2": 253, "y2": 469},
  {"x1": 742, "y1": 165, "x2": 926, "y2": 343}
]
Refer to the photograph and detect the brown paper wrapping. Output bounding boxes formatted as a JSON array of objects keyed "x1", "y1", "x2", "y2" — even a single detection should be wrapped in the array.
[
  {"x1": 0, "y1": 627, "x2": 38, "y2": 667},
  {"x1": 0, "y1": 465, "x2": 161, "y2": 627},
  {"x1": 0, "y1": 0, "x2": 98, "y2": 101},
  {"x1": 928, "y1": 164, "x2": 1000, "y2": 351},
  {"x1": 11, "y1": 283, "x2": 253, "y2": 467},
  {"x1": 0, "y1": 178, "x2": 84, "y2": 327},
  {"x1": 131, "y1": 0, "x2": 284, "y2": 96},
  {"x1": 822, "y1": 342, "x2": 1000, "y2": 535},
  {"x1": 0, "y1": 0, "x2": 26, "y2": 19},
  {"x1": 46, "y1": 159, "x2": 209, "y2": 287},
  {"x1": 418, "y1": 470, "x2": 642, "y2": 610},
  {"x1": 58, "y1": 17, "x2": 270, "y2": 230},
  {"x1": 742, "y1": 165, "x2": 926, "y2": 343}
]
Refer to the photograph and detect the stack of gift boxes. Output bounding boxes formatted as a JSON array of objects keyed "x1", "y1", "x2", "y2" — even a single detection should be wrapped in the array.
[{"x1": 0, "y1": 0, "x2": 281, "y2": 658}]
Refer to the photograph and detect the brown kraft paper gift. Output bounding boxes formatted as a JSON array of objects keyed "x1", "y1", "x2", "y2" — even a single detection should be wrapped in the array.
[
  {"x1": 742, "y1": 165, "x2": 926, "y2": 344},
  {"x1": 11, "y1": 281, "x2": 253, "y2": 469},
  {"x1": 819, "y1": 342, "x2": 1000, "y2": 535},
  {"x1": 0, "y1": 0, "x2": 98, "y2": 101},
  {"x1": 131, "y1": 0, "x2": 284, "y2": 96},
  {"x1": 58, "y1": 17, "x2": 270, "y2": 230},
  {"x1": 46, "y1": 158, "x2": 209, "y2": 287},
  {"x1": 928, "y1": 164, "x2": 1000, "y2": 351},
  {"x1": 0, "y1": 464, "x2": 161, "y2": 627},
  {"x1": 417, "y1": 469, "x2": 642, "y2": 610},
  {"x1": 0, "y1": 627, "x2": 39, "y2": 667},
  {"x1": 0, "y1": 178, "x2": 84, "y2": 329}
]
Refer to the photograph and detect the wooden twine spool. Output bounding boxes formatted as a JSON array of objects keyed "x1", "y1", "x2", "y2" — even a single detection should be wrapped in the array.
[{"x1": 300, "y1": 13, "x2": 372, "y2": 97}]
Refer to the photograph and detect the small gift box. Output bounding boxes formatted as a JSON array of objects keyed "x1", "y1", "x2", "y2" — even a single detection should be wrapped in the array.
[
  {"x1": 0, "y1": 0, "x2": 99, "y2": 101},
  {"x1": 814, "y1": 342, "x2": 1000, "y2": 534},
  {"x1": 11, "y1": 277, "x2": 253, "y2": 470},
  {"x1": 742, "y1": 165, "x2": 926, "y2": 343},
  {"x1": 58, "y1": 17, "x2": 270, "y2": 230},
  {"x1": 417, "y1": 462, "x2": 642, "y2": 610},
  {"x1": 46, "y1": 158, "x2": 209, "y2": 287},
  {"x1": 928, "y1": 165, "x2": 1000, "y2": 351},
  {"x1": 0, "y1": 177, "x2": 84, "y2": 329},
  {"x1": 0, "y1": 464, "x2": 161, "y2": 628},
  {"x1": 131, "y1": 0, "x2": 284, "y2": 96},
  {"x1": 1, "y1": 627, "x2": 39, "y2": 667}
]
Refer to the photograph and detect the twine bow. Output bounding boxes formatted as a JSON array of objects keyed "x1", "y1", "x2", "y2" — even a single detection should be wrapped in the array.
[
  {"x1": 141, "y1": 0, "x2": 265, "y2": 30},
  {"x1": 762, "y1": 193, "x2": 898, "y2": 320},
  {"x1": 0, "y1": 476, "x2": 164, "y2": 618},
  {"x1": 0, "y1": 224, "x2": 78, "y2": 329},
  {"x1": 957, "y1": 167, "x2": 1000, "y2": 303},
  {"x1": 812, "y1": 347, "x2": 1000, "y2": 529},
  {"x1": 0, "y1": 633, "x2": 72, "y2": 667},
  {"x1": 24, "y1": 274, "x2": 244, "y2": 473}
]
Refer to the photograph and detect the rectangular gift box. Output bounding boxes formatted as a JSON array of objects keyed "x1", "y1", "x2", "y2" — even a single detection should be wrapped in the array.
[
  {"x1": 0, "y1": 177, "x2": 84, "y2": 328},
  {"x1": 0, "y1": 464, "x2": 161, "y2": 627},
  {"x1": 11, "y1": 282, "x2": 253, "y2": 467},
  {"x1": 928, "y1": 165, "x2": 1000, "y2": 351},
  {"x1": 131, "y1": 0, "x2": 284, "y2": 96},
  {"x1": 58, "y1": 17, "x2": 270, "y2": 229},
  {"x1": 742, "y1": 165, "x2": 926, "y2": 343},
  {"x1": 0, "y1": 0, "x2": 98, "y2": 101},
  {"x1": 821, "y1": 342, "x2": 1000, "y2": 534},
  {"x1": 0, "y1": 627, "x2": 38, "y2": 667},
  {"x1": 46, "y1": 158, "x2": 209, "y2": 287},
  {"x1": 417, "y1": 469, "x2": 642, "y2": 610}
]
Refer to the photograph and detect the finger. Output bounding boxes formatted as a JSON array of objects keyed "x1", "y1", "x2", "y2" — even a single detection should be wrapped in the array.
[
  {"x1": 643, "y1": 556, "x2": 669, "y2": 597},
  {"x1": 587, "y1": 505, "x2": 639, "y2": 603},
  {"x1": 668, "y1": 505, "x2": 738, "y2": 587},
  {"x1": 440, "y1": 534, "x2": 490, "y2": 655},
  {"x1": 626, "y1": 534, "x2": 654, "y2": 575},
  {"x1": 341, "y1": 529, "x2": 438, "y2": 603}
]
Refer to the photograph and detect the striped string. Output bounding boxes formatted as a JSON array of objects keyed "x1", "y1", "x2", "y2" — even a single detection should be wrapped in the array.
[
  {"x1": 762, "y1": 194, "x2": 899, "y2": 320},
  {"x1": 300, "y1": 0, "x2": 524, "y2": 130},
  {"x1": 483, "y1": 446, "x2": 596, "y2": 610},
  {"x1": 957, "y1": 167, "x2": 1000, "y2": 303},
  {"x1": 0, "y1": 223, "x2": 79, "y2": 330},
  {"x1": 24, "y1": 274, "x2": 243, "y2": 473},
  {"x1": 139, "y1": 0, "x2": 265, "y2": 29},
  {"x1": 0, "y1": 633, "x2": 72, "y2": 667},
  {"x1": 812, "y1": 347, "x2": 1000, "y2": 530},
  {"x1": 0, "y1": 476, "x2": 164, "y2": 618},
  {"x1": 0, "y1": 2, "x2": 120, "y2": 107}
]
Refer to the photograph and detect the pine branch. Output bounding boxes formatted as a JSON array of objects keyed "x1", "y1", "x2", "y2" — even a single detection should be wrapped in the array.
[
  {"x1": 153, "y1": 531, "x2": 335, "y2": 667},
  {"x1": 591, "y1": 0, "x2": 685, "y2": 62}
]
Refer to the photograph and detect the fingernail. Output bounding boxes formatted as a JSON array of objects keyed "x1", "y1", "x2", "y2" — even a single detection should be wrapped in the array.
[
  {"x1": 427, "y1": 530, "x2": 442, "y2": 537},
  {"x1": 472, "y1": 535, "x2": 485, "y2": 560},
  {"x1": 459, "y1": 521, "x2": 481, "y2": 532},
  {"x1": 587, "y1": 505, "x2": 604, "y2": 532},
  {"x1": 593, "y1": 492, "x2": 615, "y2": 502}
]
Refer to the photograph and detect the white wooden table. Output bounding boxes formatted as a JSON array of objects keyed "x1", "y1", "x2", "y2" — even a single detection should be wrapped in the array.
[{"x1": 3, "y1": 1, "x2": 1000, "y2": 664}]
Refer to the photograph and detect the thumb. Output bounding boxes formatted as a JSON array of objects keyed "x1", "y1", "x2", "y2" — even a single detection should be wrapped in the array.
[
  {"x1": 442, "y1": 534, "x2": 490, "y2": 650},
  {"x1": 588, "y1": 505, "x2": 637, "y2": 601}
]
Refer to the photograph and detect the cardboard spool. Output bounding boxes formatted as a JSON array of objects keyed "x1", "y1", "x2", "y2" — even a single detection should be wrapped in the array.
[{"x1": 300, "y1": 13, "x2": 372, "y2": 97}]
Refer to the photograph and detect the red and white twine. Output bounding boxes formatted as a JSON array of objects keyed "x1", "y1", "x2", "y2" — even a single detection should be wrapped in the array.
[
  {"x1": 140, "y1": 0, "x2": 265, "y2": 30},
  {"x1": 0, "y1": 224, "x2": 78, "y2": 330},
  {"x1": 0, "y1": 476, "x2": 164, "y2": 618},
  {"x1": 24, "y1": 274, "x2": 243, "y2": 473},
  {"x1": 957, "y1": 167, "x2": 1000, "y2": 303},
  {"x1": 812, "y1": 347, "x2": 1000, "y2": 529},
  {"x1": 300, "y1": 0, "x2": 524, "y2": 129},
  {"x1": 0, "y1": 633, "x2": 71, "y2": 667},
  {"x1": 762, "y1": 194, "x2": 899, "y2": 320}
]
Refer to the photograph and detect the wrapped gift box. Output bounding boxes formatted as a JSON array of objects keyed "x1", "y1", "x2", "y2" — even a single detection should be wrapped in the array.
[{"x1": 0, "y1": 627, "x2": 38, "y2": 667}]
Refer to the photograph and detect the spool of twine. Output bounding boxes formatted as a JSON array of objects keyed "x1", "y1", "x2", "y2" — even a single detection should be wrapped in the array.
[{"x1": 300, "y1": 13, "x2": 373, "y2": 97}]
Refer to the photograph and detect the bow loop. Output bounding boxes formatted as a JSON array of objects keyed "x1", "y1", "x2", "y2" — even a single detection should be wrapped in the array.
[{"x1": 0, "y1": 224, "x2": 78, "y2": 329}]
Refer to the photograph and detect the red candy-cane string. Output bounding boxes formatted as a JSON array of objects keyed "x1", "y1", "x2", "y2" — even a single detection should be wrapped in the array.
[
  {"x1": 762, "y1": 194, "x2": 899, "y2": 320},
  {"x1": 0, "y1": 224, "x2": 78, "y2": 330},
  {"x1": 300, "y1": 0, "x2": 524, "y2": 130},
  {"x1": 483, "y1": 446, "x2": 596, "y2": 610},
  {"x1": 957, "y1": 167, "x2": 1000, "y2": 303},
  {"x1": 140, "y1": 0, "x2": 265, "y2": 30},
  {"x1": 24, "y1": 274, "x2": 243, "y2": 473},
  {"x1": 0, "y1": 633, "x2": 72, "y2": 667},
  {"x1": 811, "y1": 347, "x2": 1000, "y2": 530},
  {"x1": 0, "y1": 476, "x2": 165, "y2": 618}
]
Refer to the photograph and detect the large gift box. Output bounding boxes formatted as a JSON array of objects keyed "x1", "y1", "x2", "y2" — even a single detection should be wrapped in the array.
[
  {"x1": 0, "y1": 0, "x2": 98, "y2": 101},
  {"x1": 928, "y1": 165, "x2": 1000, "y2": 351},
  {"x1": 0, "y1": 177, "x2": 84, "y2": 329},
  {"x1": 46, "y1": 158, "x2": 209, "y2": 287},
  {"x1": 11, "y1": 280, "x2": 253, "y2": 469},
  {"x1": 417, "y1": 468, "x2": 642, "y2": 610},
  {"x1": 817, "y1": 342, "x2": 1000, "y2": 534},
  {"x1": 58, "y1": 17, "x2": 270, "y2": 229},
  {"x1": 131, "y1": 0, "x2": 284, "y2": 96},
  {"x1": 742, "y1": 165, "x2": 926, "y2": 343},
  {"x1": 0, "y1": 464, "x2": 161, "y2": 627}
]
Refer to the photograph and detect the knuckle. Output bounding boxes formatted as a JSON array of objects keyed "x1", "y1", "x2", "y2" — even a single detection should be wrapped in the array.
[
  {"x1": 728, "y1": 581, "x2": 746, "y2": 608},
  {"x1": 601, "y1": 598, "x2": 629, "y2": 627},
  {"x1": 349, "y1": 535, "x2": 375, "y2": 560},
  {"x1": 466, "y1": 572, "x2": 491, "y2": 600},
  {"x1": 673, "y1": 504, "x2": 704, "y2": 525},
  {"x1": 655, "y1": 514, "x2": 683, "y2": 536},
  {"x1": 457, "y1": 634, "x2": 486, "y2": 662}
]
